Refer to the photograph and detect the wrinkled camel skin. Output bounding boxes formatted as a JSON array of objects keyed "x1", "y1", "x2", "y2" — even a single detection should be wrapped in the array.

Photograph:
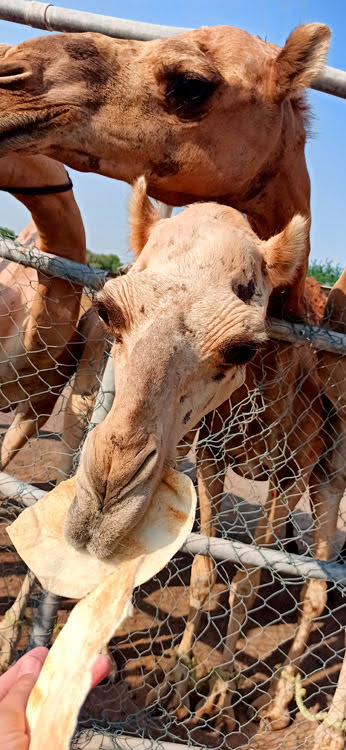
[
  {"x1": 0, "y1": 154, "x2": 86, "y2": 469},
  {"x1": 0, "y1": 23, "x2": 332, "y2": 317}
]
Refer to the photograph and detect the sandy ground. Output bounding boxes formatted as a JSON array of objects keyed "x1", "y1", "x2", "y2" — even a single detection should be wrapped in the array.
[{"x1": 0, "y1": 406, "x2": 346, "y2": 749}]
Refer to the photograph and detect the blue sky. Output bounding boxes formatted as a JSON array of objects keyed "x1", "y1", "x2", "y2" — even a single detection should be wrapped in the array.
[{"x1": 0, "y1": 0, "x2": 345, "y2": 265}]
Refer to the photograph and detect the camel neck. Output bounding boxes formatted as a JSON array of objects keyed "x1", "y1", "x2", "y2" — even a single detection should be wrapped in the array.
[{"x1": 0, "y1": 155, "x2": 86, "y2": 264}]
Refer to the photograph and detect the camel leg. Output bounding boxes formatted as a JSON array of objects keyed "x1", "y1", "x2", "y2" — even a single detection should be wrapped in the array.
[
  {"x1": 312, "y1": 631, "x2": 346, "y2": 750},
  {"x1": 195, "y1": 460, "x2": 317, "y2": 733},
  {"x1": 58, "y1": 360, "x2": 106, "y2": 480},
  {"x1": 193, "y1": 475, "x2": 293, "y2": 731},
  {"x1": 310, "y1": 429, "x2": 346, "y2": 750},
  {"x1": 258, "y1": 537, "x2": 333, "y2": 729},
  {"x1": 0, "y1": 571, "x2": 35, "y2": 673},
  {"x1": 146, "y1": 448, "x2": 224, "y2": 720},
  {"x1": 58, "y1": 311, "x2": 107, "y2": 480},
  {"x1": 0, "y1": 406, "x2": 47, "y2": 469},
  {"x1": 260, "y1": 431, "x2": 344, "y2": 731}
]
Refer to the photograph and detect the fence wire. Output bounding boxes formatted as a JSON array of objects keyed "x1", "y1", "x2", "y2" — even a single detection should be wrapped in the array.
[{"x1": 0, "y1": 242, "x2": 346, "y2": 750}]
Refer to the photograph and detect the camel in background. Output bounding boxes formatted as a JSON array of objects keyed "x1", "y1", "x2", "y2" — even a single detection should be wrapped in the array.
[
  {"x1": 0, "y1": 154, "x2": 86, "y2": 472},
  {"x1": 0, "y1": 22, "x2": 332, "y2": 319}
]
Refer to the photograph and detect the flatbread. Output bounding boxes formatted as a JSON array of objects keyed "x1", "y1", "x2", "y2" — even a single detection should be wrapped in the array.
[
  {"x1": 28, "y1": 557, "x2": 138, "y2": 750},
  {"x1": 7, "y1": 468, "x2": 196, "y2": 599},
  {"x1": 7, "y1": 468, "x2": 196, "y2": 750}
]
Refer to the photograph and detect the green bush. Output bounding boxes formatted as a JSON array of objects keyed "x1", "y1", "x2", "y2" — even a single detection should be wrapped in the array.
[
  {"x1": 307, "y1": 260, "x2": 342, "y2": 286},
  {"x1": 86, "y1": 249, "x2": 121, "y2": 274}
]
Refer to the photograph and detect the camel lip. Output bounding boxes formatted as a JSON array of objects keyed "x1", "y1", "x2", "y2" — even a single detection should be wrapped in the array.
[{"x1": 0, "y1": 107, "x2": 69, "y2": 148}]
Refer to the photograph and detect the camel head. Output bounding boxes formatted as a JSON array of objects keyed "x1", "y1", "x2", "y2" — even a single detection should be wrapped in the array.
[
  {"x1": 64, "y1": 178, "x2": 307, "y2": 558},
  {"x1": 0, "y1": 24, "x2": 330, "y2": 208}
]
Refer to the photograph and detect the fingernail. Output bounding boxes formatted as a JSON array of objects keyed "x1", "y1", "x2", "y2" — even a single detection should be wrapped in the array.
[
  {"x1": 17, "y1": 655, "x2": 43, "y2": 679},
  {"x1": 96, "y1": 654, "x2": 111, "y2": 673}
]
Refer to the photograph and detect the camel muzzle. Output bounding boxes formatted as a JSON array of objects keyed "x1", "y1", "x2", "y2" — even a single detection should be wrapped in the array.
[{"x1": 64, "y1": 431, "x2": 163, "y2": 559}]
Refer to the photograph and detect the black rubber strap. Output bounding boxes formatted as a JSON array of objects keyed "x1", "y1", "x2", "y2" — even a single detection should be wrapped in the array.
[{"x1": 0, "y1": 174, "x2": 73, "y2": 196}]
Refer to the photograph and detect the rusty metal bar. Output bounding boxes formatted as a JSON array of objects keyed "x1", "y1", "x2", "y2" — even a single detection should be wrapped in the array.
[
  {"x1": 0, "y1": 236, "x2": 108, "y2": 290},
  {"x1": 1, "y1": 236, "x2": 345, "y2": 355}
]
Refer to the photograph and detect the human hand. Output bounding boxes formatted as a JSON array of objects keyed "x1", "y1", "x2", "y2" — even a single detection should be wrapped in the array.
[{"x1": 0, "y1": 647, "x2": 110, "y2": 749}]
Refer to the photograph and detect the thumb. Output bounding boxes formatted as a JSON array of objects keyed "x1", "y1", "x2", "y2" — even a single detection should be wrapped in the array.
[
  {"x1": 0, "y1": 674, "x2": 38, "y2": 749},
  {"x1": 2, "y1": 651, "x2": 44, "y2": 713},
  {"x1": 2, "y1": 672, "x2": 38, "y2": 712}
]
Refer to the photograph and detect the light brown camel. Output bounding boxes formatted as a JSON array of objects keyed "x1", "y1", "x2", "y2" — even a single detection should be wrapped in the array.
[
  {"x1": 61, "y1": 183, "x2": 344, "y2": 750},
  {"x1": 0, "y1": 23, "x2": 331, "y2": 318},
  {"x1": 0, "y1": 154, "x2": 91, "y2": 671},
  {"x1": 142, "y1": 273, "x2": 346, "y2": 749},
  {"x1": 0, "y1": 154, "x2": 86, "y2": 471}
]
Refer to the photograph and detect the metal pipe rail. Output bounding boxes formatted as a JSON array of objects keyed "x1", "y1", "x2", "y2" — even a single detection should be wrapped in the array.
[
  {"x1": 182, "y1": 533, "x2": 346, "y2": 586},
  {"x1": 1, "y1": 237, "x2": 346, "y2": 355},
  {"x1": 0, "y1": 0, "x2": 186, "y2": 40},
  {"x1": 0, "y1": 236, "x2": 108, "y2": 290},
  {"x1": 1, "y1": 467, "x2": 346, "y2": 587},
  {"x1": 0, "y1": 470, "x2": 45, "y2": 506},
  {"x1": 0, "y1": 0, "x2": 346, "y2": 99},
  {"x1": 267, "y1": 317, "x2": 346, "y2": 356},
  {"x1": 75, "y1": 735, "x2": 201, "y2": 750}
]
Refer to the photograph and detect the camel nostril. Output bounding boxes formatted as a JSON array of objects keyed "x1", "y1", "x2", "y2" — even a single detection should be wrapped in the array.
[
  {"x1": 0, "y1": 62, "x2": 32, "y2": 88},
  {"x1": 128, "y1": 448, "x2": 158, "y2": 487},
  {"x1": 115, "y1": 447, "x2": 159, "y2": 501},
  {"x1": 103, "y1": 447, "x2": 159, "y2": 512},
  {"x1": 64, "y1": 496, "x2": 93, "y2": 549}
]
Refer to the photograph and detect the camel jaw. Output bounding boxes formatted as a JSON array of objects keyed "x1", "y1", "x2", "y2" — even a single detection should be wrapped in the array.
[{"x1": 0, "y1": 107, "x2": 70, "y2": 154}]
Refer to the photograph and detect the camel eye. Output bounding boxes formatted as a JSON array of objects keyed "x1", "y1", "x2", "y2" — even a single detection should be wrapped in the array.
[
  {"x1": 169, "y1": 74, "x2": 213, "y2": 103},
  {"x1": 96, "y1": 304, "x2": 110, "y2": 327},
  {"x1": 165, "y1": 73, "x2": 216, "y2": 119},
  {"x1": 219, "y1": 342, "x2": 260, "y2": 366}
]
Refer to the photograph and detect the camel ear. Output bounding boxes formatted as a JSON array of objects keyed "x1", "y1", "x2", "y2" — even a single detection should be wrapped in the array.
[
  {"x1": 267, "y1": 23, "x2": 330, "y2": 100},
  {"x1": 261, "y1": 215, "x2": 308, "y2": 289},
  {"x1": 129, "y1": 177, "x2": 161, "y2": 257},
  {"x1": 0, "y1": 44, "x2": 11, "y2": 58}
]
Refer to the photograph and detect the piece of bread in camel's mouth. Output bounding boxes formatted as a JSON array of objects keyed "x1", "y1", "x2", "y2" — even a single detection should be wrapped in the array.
[{"x1": 7, "y1": 468, "x2": 196, "y2": 750}]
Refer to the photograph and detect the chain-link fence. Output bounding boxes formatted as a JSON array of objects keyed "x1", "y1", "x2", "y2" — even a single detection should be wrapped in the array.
[
  {"x1": 0, "y1": 5, "x2": 346, "y2": 748},
  {"x1": 0, "y1": 232, "x2": 346, "y2": 750}
]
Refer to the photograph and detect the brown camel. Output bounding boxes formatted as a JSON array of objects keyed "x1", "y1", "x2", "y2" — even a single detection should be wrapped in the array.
[
  {"x1": 60, "y1": 182, "x2": 344, "y2": 750},
  {"x1": 0, "y1": 23, "x2": 331, "y2": 318},
  {"x1": 0, "y1": 154, "x2": 86, "y2": 471},
  {"x1": 0, "y1": 153, "x2": 91, "y2": 672}
]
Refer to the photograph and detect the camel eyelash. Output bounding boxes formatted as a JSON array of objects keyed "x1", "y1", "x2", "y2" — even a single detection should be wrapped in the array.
[{"x1": 95, "y1": 303, "x2": 110, "y2": 327}]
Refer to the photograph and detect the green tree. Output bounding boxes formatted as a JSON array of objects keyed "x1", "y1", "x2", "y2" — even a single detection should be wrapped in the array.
[
  {"x1": 307, "y1": 260, "x2": 342, "y2": 286},
  {"x1": 0, "y1": 226, "x2": 16, "y2": 241},
  {"x1": 86, "y1": 249, "x2": 121, "y2": 274}
]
